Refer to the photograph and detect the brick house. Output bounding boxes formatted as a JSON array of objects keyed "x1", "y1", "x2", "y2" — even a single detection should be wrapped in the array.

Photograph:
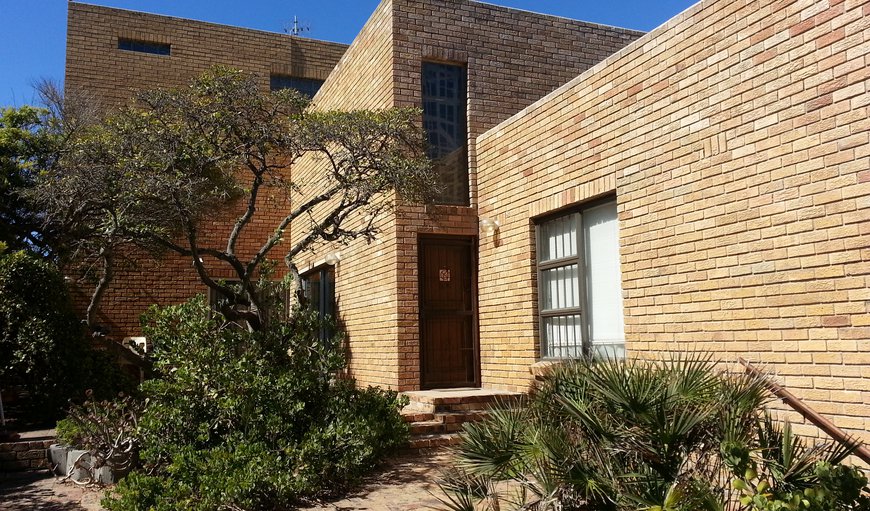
[{"x1": 66, "y1": 0, "x2": 869, "y2": 440}]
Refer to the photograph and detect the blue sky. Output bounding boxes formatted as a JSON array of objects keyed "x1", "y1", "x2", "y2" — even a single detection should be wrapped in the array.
[{"x1": 0, "y1": 0, "x2": 698, "y2": 107}]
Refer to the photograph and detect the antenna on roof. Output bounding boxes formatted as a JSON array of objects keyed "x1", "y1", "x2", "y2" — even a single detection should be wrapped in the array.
[{"x1": 283, "y1": 16, "x2": 311, "y2": 36}]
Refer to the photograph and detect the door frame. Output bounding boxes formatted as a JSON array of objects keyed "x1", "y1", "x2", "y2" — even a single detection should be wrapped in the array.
[{"x1": 417, "y1": 234, "x2": 481, "y2": 389}]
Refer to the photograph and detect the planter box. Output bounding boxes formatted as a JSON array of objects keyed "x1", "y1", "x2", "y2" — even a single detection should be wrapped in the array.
[{"x1": 49, "y1": 444, "x2": 128, "y2": 484}]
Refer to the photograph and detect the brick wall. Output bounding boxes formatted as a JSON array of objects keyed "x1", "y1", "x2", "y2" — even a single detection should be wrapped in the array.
[
  {"x1": 0, "y1": 439, "x2": 53, "y2": 472},
  {"x1": 291, "y1": 0, "x2": 402, "y2": 388},
  {"x1": 288, "y1": 0, "x2": 640, "y2": 389},
  {"x1": 65, "y1": 2, "x2": 346, "y2": 108},
  {"x1": 477, "y1": 0, "x2": 869, "y2": 435},
  {"x1": 64, "y1": 3, "x2": 347, "y2": 338},
  {"x1": 390, "y1": 0, "x2": 641, "y2": 390}
]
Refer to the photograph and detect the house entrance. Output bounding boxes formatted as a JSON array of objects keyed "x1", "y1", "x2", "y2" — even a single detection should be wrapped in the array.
[{"x1": 418, "y1": 236, "x2": 479, "y2": 389}]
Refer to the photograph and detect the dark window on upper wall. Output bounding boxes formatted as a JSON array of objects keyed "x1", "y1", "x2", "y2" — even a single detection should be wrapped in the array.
[
  {"x1": 302, "y1": 266, "x2": 336, "y2": 342},
  {"x1": 270, "y1": 75, "x2": 324, "y2": 98},
  {"x1": 422, "y1": 62, "x2": 468, "y2": 206},
  {"x1": 118, "y1": 38, "x2": 170, "y2": 56}
]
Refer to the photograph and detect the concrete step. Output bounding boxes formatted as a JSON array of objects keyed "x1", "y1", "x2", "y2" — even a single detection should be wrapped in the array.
[
  {"x1": 402, "y1": 388, "x2": 523, "y2": 414},
  {"x1": 407, "y1": 433, "x2": 462, "y2": 450}
]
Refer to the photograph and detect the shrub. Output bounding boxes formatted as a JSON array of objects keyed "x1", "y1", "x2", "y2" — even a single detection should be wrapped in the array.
[
  {"x1": 0, "y1": 250, "x2": 134, "y2": 425},
  {"x1": 439, "y1": 355, "x2": 870, "y2": 511},
  {"x1": 103, "y1": 297, "x2": 408, "y2": 510}
]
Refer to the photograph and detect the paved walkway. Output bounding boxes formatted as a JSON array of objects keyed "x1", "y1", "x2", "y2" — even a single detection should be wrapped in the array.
[
  {"x1": 302, "y1": 450, "x2": 451, "y2": 510},
  {"x1": 0, "y1": 450, "x2": 452, "y2": 511},
  {"x1": 0, "y1": 472, "x2": 105, "y2": 510}
]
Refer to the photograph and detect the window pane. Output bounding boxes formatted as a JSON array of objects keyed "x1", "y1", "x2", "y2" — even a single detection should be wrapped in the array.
[
  {"x1": 303, "y1": 267, "x2": 336, "y2": 342},
  {"x1": 540, "y1": 213, "x2": 578, "y2": 262},
  {"x1": 583, "y1": 202, "x2": 625, "y2": 356},
  {"x1": 118, "y1": 38, "x2": 170, "y2": 56},
  {"x1": 270, "y1": 75, "x2": 324, "y2": 98},
  {"x1": 542, "y1": 315, "x2": 582, "y2": 359},
  {"x1": 541, "y1": 264, "x2": 579, "y2": 311},
  {"x1": 422, "y1": 62, "x2": 468, "y2": 206}
]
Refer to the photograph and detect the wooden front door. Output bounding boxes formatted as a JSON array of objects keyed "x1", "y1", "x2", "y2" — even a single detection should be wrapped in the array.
[{"x1": 419, "y1": 236, "x2": 479, "y2": 389}]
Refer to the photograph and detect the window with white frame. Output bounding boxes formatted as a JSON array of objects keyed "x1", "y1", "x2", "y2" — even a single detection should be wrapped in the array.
[{"x1": 537, "y1": 199, "x2": 625, "y2": 359}]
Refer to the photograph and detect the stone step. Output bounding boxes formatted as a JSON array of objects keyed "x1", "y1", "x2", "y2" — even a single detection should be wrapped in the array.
[
  {"x1": 407, "y1": 433, "x2": 462, "y2": 450},
  {"x1": 401, "y1": 389, "x2": 523, "y2": 450},
  {"x1": 408, "y1": 420, "x2": 469, "y2": 436},
  {"x1": 402, "y1": 389, "x2": 523, "y2": 414},
  {"x1": 0, "y1": 438, "x2": 54, "y2": 473},
  {"x1": 401, "y1": 411, "x2": 435, "y2": 423},
  {"x1": 409, "y1": 420, "x2": 447, "y2": 436},
  {"x1": 439, "y1": 411, "x2": 489, "y2": 425}
]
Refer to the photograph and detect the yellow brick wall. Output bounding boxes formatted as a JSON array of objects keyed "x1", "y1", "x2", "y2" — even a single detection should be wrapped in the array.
[
  {"x1": 477, "y1": 0, "x2": 869, "y2": 435},
  {"x1": 290, "y1": 0, "x2": 640, "y2": 390},
  {"x1": 390, "y1": 0, "x2": 641, "y2": 390},
  {"x1": 288, "y1": 0, "x2": 402, "y2": 388}
]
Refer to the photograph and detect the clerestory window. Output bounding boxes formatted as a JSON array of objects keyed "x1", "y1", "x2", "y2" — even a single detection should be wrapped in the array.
[
  {"x1": 118, "y1": 38, "x2": 170, "y2": 56},
  {"x1": 269, "y1": 75, "x2": 324, "y2": 99}
]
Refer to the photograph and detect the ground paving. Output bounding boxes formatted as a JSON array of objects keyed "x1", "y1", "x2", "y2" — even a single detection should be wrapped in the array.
[
  {"x1": 0, "y1": 450, "x2": 452, "y2": 511},
  {"x1": 0, "y1": 471, "x2": 105, "y2": 510},
  {"x1": 301, "y1": 450, "x2": 451, "y2": 511}
]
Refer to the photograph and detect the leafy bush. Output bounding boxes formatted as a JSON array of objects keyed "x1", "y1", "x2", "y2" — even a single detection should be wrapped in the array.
[
  {"x1": 726, "y1": 417, "x2": 870, "y2": 511},
  {"x1": 103, "y1": 297, "x2": 408, "y2": 510},
  {"x1": 439, "y1": 355, "x2": 870, "y2": 511},
  {"x1": 0, "y1": 250, "x2": 132, "y2": 423}
]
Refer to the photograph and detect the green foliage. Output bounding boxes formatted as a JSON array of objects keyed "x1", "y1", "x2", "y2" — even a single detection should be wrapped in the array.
[
  {"x1": 0, "y1": 252, "x2": 79, "y2": 420},
  {"x1": 0, "y1": 250, "x2": 131, "y2": 423},
  {"x1": 0, "y1": 106, "x2": 58, "y2": 253},
  {"x1": 104, "y1": 297, "x2": 409, "y2": 510},
  {"x1": 726, "y1": 418, "x2": 870, "y2": 511},
  {"x1": 440, "y1": 355, "x2": 870, "y2": 511}
]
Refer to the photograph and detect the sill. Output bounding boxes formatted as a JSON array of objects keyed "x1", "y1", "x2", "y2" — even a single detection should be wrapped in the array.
[{"x1": 529, "y1": 360, "x2": 566, "y2": 379}]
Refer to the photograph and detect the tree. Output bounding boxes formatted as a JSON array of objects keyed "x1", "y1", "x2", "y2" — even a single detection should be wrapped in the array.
[
  {"x1": 0, "y1": 105, "x2": 56, "y2": 254},
  {"x1": 38, "y1": 66, "x2": 436, "y2": 330}
]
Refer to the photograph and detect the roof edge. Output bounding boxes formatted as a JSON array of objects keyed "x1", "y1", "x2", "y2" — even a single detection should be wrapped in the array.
[
  {"x1": 478, "y1": 0, "x2": 706, "y2": 143},
  {"x1": 68, "y1": 1, "x2": 350, "y2": 47}
]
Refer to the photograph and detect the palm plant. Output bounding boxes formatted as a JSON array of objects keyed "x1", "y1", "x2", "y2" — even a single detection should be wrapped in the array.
[
  {"x1": 437, "y1": 354, "x2": 799, "y2": 511},
  {"x1": 726, "y1": 415, "x2": 870, "y2": 510}
]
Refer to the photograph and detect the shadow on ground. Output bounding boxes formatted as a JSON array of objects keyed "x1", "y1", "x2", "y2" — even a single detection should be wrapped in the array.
[
  {"x1": 303, "y1": 450, "x2": 451, "y2": 510},
  {"x1": 0, "y1": 473, "x2": 91, "y2": 511}
]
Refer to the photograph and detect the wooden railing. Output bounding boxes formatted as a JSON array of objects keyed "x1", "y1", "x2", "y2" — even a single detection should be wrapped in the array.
[{"x1": 738, "y1": 357, "x2": 870, "y2": 465}]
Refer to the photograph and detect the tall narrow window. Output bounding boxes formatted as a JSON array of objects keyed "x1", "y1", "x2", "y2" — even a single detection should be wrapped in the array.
[
  {"x1": 303, "y1": 266, "x2": 336, "y2": 341},
  {"x1": 422, "y1": 62, "x2": 468, "y2": 206},
  {"x1": 270, "y1": 75, "x2": 324, "y2": 98},
  {"x1": 537, "y1": 200, "x2": 625, "y2": 359}
]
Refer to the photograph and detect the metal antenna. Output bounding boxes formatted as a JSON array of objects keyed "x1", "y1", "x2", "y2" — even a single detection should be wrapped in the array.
[{"x1": 284, "y1": 16, "x2": 311, "y2": 36}]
